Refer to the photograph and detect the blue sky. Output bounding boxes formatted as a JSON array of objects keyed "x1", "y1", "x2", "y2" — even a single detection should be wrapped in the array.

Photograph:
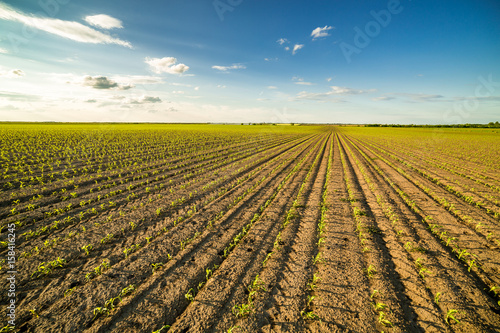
[{"x1": 0, "y1": 0, "x2": 499, "y2": 124}]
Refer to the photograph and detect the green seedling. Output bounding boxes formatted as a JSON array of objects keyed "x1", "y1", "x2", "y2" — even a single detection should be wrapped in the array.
[
  {"x1": 226, "y1": 326, "x2": 240, "y2": 333},
  {"x1": 434, "y1": 292, "x2": 442, "y2": 305},
  {"x1": 206, "y1": 268, "x2": 213, "y2": 280},
  {"x1": 151, "y1": 262, "x2": 164, "y2": 273},
  {"x1": 248, "y1": 275, "x2": 266, "y2": 292},
  {"x1": 307, "y1": 295, "x2": 316, "y2": 307},
  {"x1": 232, "y1": 303, "x2": 253, "y2": 318},
  {"x1": 300, "y1": 310, "x2": 320, "y2": 320},
  {"x1": 457, "y1": 249, "x2": 470, "y2": 260},
  {"x1": 313, "y1": 252, "x2": 325, "y2": 265},
  {"x1": 119, "y1": 284, "x2": 136, "y2": 299},
  {"x1": 367, "y1": 265, "x2": 377, "y2": 278},
  {"x1": 372, "y1": 302, "x2": 387, "y2": 311},
  {"x1": 185, "y1": 288, "x2": 195, "y2": 302},
  {"x1": 445, "y1": 309, "x2": 460, "y2": 324},
  {"x1": 29, "y1": 308, "x2": 39, "y2": 318},
  {"x1": 100, "y1": 233, "x2": 114, "y2": 244},
  {"x1": 419, "y1": 267, "x2": 431, "y2": 280},
  {"x1": 308, "y1": 273, "x2": 321, "y2": 291},
  {"x1": 378, "y1": 312, "x2": 393, "y2": 327},
  {"x1": 64, "y1": 287, "x2": 76, "y2": 297},
  {"x1": 467, "y1": 259, "x2": 477, "y2": 272},
  {"x1": 81, "y1": 244, "x2": 93, "y2": 256},
  {"x1": 0, "y1": 325, "x2": 15, "y2": 332},
  {"x1": 92, "y1": 307, "x2": 109, "y2": 320},
  {"x1": 152, "y1": 325, "x2": 170, "y2": 333},
  {"x1": 415, "y1": 257, "x2": 424, "y2": 268}
]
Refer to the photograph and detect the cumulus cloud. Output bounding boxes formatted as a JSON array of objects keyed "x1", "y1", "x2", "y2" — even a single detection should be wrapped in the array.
[
  {"x1": 292, "y1": 44, "x2": 304, "y2": 55},
  {"x1": 84, "y1": 14, "x2": 123, "y2": 29},
  {"x1": 311, "y1": 26, "x2": 334, "y2": 39},
  {"x1": 0, "y1": 3, "x2": 131, "y2": 47},
  {"x1": 82, "y1": 76, "x2": 133, "y2": 90},
  {"x1": 145, "y1": 57, "x2": 190, "y2": 75},
  {"x1": 212, "y1": 64, "x2": 246, "y2": 71},
  {"x1": 0, "y1": 69, "x2": 25, "y2": 78},
  {"x1": 130, "y1": 96, "x2": 162, "y2": 104}
]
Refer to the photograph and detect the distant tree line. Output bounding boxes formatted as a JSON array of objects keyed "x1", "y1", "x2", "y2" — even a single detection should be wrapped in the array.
[{"x1": 365, "y1": 122, "x2": 500, "y2": 128}]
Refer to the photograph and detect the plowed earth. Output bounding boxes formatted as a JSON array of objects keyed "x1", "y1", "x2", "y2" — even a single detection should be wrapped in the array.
[{"x1": 1, "y1": 125, "x2": 499, "y2": 333}]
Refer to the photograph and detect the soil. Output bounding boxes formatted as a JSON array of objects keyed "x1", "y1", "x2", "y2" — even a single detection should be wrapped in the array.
[{"x1": 1, "y1": 127, "x2": 500, "y2": 333}]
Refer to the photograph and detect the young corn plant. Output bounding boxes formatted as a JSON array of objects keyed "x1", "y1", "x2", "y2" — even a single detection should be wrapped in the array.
[
  {"x1": 434, "y1": 292, "x2": 442, "y2": 305},
  {"x1": 378, "y1": 311, "x2": 393, "y2": 327},
  {"x1": 151, "y1": 262, "x2": 164, "y2": 274},
  {"x1": 366, "y1": 265, "x2": 377, "y2": 278},
  {"x1": 123, "y1": 244, "x2": 141, "y2": 258},
  {"x1": 81, "y1": 244, "x2": 93, "y2": 256},
  {"x1": 445, "y1": 309, "x2": 460, "y2": 325},
  {"x1": 300, "y1": 310, "x2": 320, "y2": 321},
  {"x1": 185, "y1": 288, "x2": 195, "y2": 302}
]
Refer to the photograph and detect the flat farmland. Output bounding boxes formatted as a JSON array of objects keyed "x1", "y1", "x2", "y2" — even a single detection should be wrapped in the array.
[{"x1": 1, "y1": 123, "x2": 500, "y2": 333}]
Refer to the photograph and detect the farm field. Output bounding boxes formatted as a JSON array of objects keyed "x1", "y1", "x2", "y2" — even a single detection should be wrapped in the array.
[{"x1": 1, "y1": 123, "x2": 500, "y2": 333}]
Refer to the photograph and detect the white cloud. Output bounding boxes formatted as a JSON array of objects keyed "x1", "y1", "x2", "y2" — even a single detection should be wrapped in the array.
[
  {"x1": 111, "y1": 75, "x2": 164, "y2": 85},
  {"x1": 0, "y1": 3, "x2": 131, "y2": 47},
  {"x1": 267, "y1": 86, "x2": 278, "y2": 89},
  {"x1": 372, "y1": 96, "x2": 395, "y2": 101},
  {"x1": 172, "y1": 91, "x2": 185, "y2": 94},
  {"x1": 284, "y1": 46, "x2": 290, "y2": 51},
  {"x1": 292, "y1": 44, "x2": 304, "y2": 55},
  {"x1": 84, "y1": 14, "x2": 123, "y2": 29},
  {"x1": 81, "y1": 76, "x2": 133, "y2": 90},
  {"x1": 326, "y1": 77, "x2": 332, "y2": 82},
  {"x1": 295, "y1": 86, "x2": 375, "y2": 101},
  {"x1": 194, "y1": 87, "x2": 199, "y2": 91},
  {"x1": 0, "y1": 69, "x2": 25, "y2": 78},
  {"x1": 145, "y1": 57, "x2": 190, "y2": 75},
  {"x1": 295, "y1": 82, "x2": 313, "y2": 86},
  {"x1": 0, "y1": 47, "x2": 8, "y2": 54},
  {"x1": 292, "y1": 77, "x2": 313, "y2": 85},
  {"x1": 217, "y1": 85, "x2": 226, "y2": 89},
  {"x1": 212, "y1": 64, "x2": 246, "y2": 71},
  {"x1": 311, "y1": 26, "x2": 334, "y2": 39},
  {"x1": 130, "y1": 96, "x2": 162, "y2": 104},
  {"x1": 277, "y1": 38, "x2": 288, "y2": 45},
  {"x1": 394, "y1": 93, "x2": 444, "y2": 102},
  {"x1": 171, "y1": 82, "x2": 192, "y2": 87},
  {"x1": 264, "y1": 57, "x2": 278, "y2": 62}
]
